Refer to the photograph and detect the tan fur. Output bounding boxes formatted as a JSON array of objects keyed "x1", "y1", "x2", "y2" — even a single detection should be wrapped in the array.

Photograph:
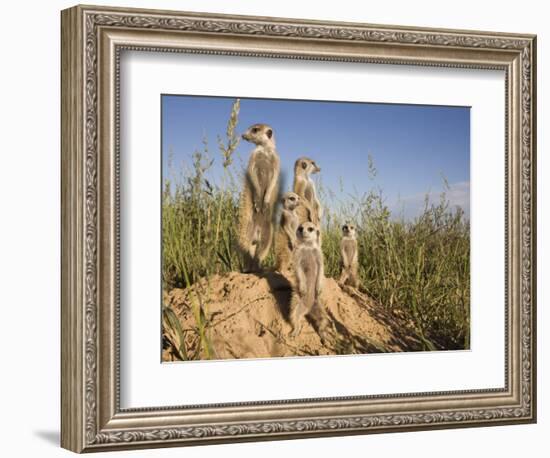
[
  {"x1": 339, "y1": 223, "x2": 359, "y2": 288},
  {"x1": 274, "y1": 192, "x2": 300, "y2": 274},
  {"x1": 293, "y1": 157, "x2": 322, "y2": 225},
  {"x1": 237, "y1": 124, "x2": 280, "y2": 272},
  {"x1": 289, "y1": 222, "x2": 327, "y2": 337}
]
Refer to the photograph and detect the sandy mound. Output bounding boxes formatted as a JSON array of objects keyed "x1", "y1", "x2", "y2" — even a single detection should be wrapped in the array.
[{"x1": 163, "y1": 272, "x2": 422, "y2": 361}]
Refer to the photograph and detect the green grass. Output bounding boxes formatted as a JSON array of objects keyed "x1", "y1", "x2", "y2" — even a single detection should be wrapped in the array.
[{"x1": 162, "y1": 99, "x2": 470, "y2": 354}]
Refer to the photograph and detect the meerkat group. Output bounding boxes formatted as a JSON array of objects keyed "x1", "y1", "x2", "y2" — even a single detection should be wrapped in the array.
[{"x1": 237, "y1": 123, "x2": 360, "y2": 337}]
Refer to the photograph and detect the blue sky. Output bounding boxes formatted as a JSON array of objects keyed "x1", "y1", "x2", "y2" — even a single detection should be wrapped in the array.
[{"x1": 161, "y1": 95, "x2": 470, "y2": 219}]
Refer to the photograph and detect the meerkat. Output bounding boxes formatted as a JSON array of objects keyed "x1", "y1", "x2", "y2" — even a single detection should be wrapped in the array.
[
  {"x1": 274, "y1": 192, "x2": 301, "y2": 274},
  {"x1": 237, "y1": 123, "x2": 281, "y2": 272},
  {"x1": 293, "y1": 157, "x2": 322, "y2": 225},
  {"x1": 289, "y1": 222, "x2": 326, "y2": 337},
  {"x1": 339, "y1": 222, "x2": 359, "y2": 288}
]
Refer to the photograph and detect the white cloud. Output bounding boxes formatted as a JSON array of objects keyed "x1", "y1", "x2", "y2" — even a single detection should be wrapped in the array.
[
  {"x1": 392, "y1": 181, "x2": 470, "y2": 220},
  {"x1": 446, "y1": 181, "x2": 470, "y2": 214}
]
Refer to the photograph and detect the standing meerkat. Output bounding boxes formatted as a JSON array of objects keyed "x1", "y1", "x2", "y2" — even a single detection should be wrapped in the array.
[
  {"x1": 293, "y1": 157, "x2": 322, "y2": 225},
  {"x1": 339, "y1": 222, "x2": 359, "y2": 288},
  {"x1": 237, "y1": 123, "x2": 280, "y2": 272},
  {"x1": 274, "y1": 192, "x2": 301, "y2": 274},
  {"x1": 289, "y1": 222, "x2": 326, "y2": 337}
]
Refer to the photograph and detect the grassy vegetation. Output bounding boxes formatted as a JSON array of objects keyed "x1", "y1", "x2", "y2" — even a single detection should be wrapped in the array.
[
  {"x1": 162, "y1": 99, "x2": 470, "y2": 355},
  {"x1": 320, "y1": 183, "x2": 470, "y2": 351}
]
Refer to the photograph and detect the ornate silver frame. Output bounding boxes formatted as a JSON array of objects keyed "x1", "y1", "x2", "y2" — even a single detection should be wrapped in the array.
[{"x1": 61, "y1": 4, "x2": 537, "y2": 453}]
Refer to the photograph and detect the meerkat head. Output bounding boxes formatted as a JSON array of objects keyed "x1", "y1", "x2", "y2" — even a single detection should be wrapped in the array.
[
  {"x1": 294, "y1": 157, "x2": 321, "y2": 176},
  {"x1": 241, "y1": 123, "x2": 275, "y2": 147},
  {"x1": 281, "y1": 192, "x2": 300, "y2": 210},
  {"x1": 342, "y1": 222, "x2": 357, "y2": 239},
  {"x1": 297, "y1": 222, "x2": 320, "y2": 245}
]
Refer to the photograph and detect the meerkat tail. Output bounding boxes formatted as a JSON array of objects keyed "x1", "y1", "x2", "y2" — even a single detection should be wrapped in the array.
[
  {"x1": 237, "y1": 188, "x2": 254, "y2": 248},
  {"x1": 237, "y1": 187, "x2": 259, "y2": 272}
]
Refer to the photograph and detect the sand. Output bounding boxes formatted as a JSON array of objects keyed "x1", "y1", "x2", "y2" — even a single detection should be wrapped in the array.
[{"x1": 163, "y1": 271, "x2": 422, "y2": 361}]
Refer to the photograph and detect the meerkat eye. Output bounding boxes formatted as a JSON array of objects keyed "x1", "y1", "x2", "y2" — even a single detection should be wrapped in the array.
[
  {"x1": 266, "y1": 129, "x2": 273, "y2": 139},
  {"x1": 301, "y1": 161, "x2": 307, "y2": 169},
  {"x1": 308, "y1": 227, "x2": 314, "y2": 232},
  {"x1": 251, "y1": 127, "x2": 258, "y2": 133},
  {"x1": 298, "y1": 226, "x2": 304, "y2": 233},
  {"x1": 289, "y1": 196, "x2": 295, "y2": 201}
]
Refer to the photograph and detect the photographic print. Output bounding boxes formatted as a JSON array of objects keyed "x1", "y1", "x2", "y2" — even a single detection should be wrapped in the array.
[{"x1": 161, "y1": 95, "x2": 471, "y2": 362}]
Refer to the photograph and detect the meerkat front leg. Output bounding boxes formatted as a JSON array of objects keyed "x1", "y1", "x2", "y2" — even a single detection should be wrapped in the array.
[
  {"x1": 315, "y1": 200, "x2": 323, "y2": 222},
  {"x1": 283, "y1": 216, "x2": 297, "y2": 250},
  {"x1": 262, "y1": 157, "x2": 280, "y2": 213},
  {"x1": 295, "y1": 260, "x2": 308, "y2": 297},
  {"x1": 289, "y1": 256, "x2": 308, "y2": 337},
  {"x1": 315, "y1": 250, "x2": 324, "y2": 297},
  {"x1": 294, "y1": 178, "x2": 313, "y2": 221},
  {"x1": 248, "y1": 166, "x2": 263, "y2": 213}
]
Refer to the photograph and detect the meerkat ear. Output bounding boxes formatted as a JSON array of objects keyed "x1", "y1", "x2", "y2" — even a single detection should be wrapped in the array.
[{"x1": 266, "y1": 129, "x2": 273, "y2": 139}]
